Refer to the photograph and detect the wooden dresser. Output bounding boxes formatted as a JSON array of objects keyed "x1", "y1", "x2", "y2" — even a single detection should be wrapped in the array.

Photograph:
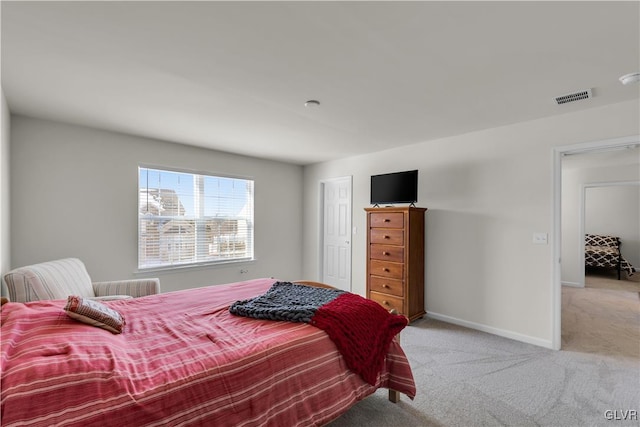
[{"x1": 365, "y1": 206, "x2": 427, "y2": 322}]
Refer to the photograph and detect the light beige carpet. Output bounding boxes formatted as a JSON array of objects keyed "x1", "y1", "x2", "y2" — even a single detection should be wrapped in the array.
[
  {"x1": 585, "y1": 268, "x2": 640, "y2": 293},
  {"x1": 562, "y1": 274, "x2": 639, "y2": 359}
]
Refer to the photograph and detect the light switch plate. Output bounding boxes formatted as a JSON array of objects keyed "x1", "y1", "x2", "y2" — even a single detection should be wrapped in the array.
[{"x1": 533, "y1": 232, "x2": 548, "y2": 245}]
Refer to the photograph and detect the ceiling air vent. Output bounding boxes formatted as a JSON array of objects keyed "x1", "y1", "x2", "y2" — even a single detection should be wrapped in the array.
[{"x1": 554, "y1": 88, "x2": 593, "y2": 105}]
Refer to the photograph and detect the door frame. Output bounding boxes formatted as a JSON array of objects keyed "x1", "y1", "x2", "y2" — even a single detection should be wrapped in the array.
[
  {"x1": 318, "y1": 176, "x2": 353, "y2": 290},
  {"x1": 551, "y1": 134, "x2": 640, "y2": 350}
]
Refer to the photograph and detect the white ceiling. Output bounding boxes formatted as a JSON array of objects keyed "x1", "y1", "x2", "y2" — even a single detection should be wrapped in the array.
[{"x1": 2, "y1": 1, "x2": 639, "y2": 165}]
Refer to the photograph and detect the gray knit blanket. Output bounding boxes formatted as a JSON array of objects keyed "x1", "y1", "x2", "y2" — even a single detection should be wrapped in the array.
[{"x1": 229, "y1": 281, "x2": 345, "y2": 323}]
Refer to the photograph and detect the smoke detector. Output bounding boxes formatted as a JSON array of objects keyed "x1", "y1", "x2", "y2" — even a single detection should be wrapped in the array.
[
  {"x1": 619, "y1": 72, "x2": 640, "y2": 85},
  {"x1": 554, "y1": 88, "x2": 593, "y2": 105}
]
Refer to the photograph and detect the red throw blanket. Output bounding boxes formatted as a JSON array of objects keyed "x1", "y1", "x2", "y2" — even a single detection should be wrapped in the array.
[{"x1": 311, "y1": 292, "x2": 408, "y2": 385}]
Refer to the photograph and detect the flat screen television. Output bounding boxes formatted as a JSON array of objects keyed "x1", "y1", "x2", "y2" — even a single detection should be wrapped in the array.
[{"x1": 370, "y1": 170, "x2": 418, "y2": 205}]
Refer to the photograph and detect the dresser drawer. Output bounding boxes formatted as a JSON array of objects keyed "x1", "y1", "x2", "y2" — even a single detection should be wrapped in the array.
[
  {"x1": 369, "y1": 276, "x2": 404, "y2": 297},
  {"x1": 369, "y1": 259, "x2": 403, "y2": 279},
  {"x1": 370, "y1": 228, "x2": 404, "y2": 245},
  {"x1": 370, "y1": 212, "x2": 404, "y2": 228},
  {"x1": 369, "y1": 244, "x2": 404, "y2": 262},
  {"x1": 369, "y1": 291, "x2": 404, "y2": 314}
]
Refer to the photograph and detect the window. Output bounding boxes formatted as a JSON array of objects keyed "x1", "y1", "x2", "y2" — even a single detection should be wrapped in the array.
[{"x1": 138, "y1": 167, "x2": 254, "y2": 270}]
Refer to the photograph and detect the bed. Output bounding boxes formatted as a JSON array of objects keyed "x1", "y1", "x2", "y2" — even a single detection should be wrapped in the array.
[
  {"x1": 585, "y1": 234, "x2": 636, "y2": 279},
  {"x1": 0, "y1": 278, "x2": 416, "y2": 426}
]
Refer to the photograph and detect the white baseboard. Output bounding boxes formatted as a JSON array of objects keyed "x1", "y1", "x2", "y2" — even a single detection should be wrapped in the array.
[
  {"x1": 561, "y1": 281, "x2": 584, "y2": 288},
  {"x1": 426, "y1": 312, "x2": 554, "y2": 349}
]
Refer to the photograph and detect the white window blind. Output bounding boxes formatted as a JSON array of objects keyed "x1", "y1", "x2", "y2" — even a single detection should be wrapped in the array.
[{"x1": 138, "y1": 167, "x2": 254, "y2": 270}]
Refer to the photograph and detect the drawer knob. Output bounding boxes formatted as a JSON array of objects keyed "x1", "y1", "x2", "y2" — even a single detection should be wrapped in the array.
[
  {"x1": 384, "y1": 235, "x2": 390, "y2": 239},
  {"x1": 382, "y1": 284, "x2": 389, "y2": 288},
  {"x1": 382, "y1": 268, "x2": 389, "y2": 272},
  {"x1": 384, "y1": 218, "x2": 391, "y2": 222},
  {"x1": 382, "y1": 300, "x2": 390, "y2": 305},
  {"x1": 382, "y1": 251, "x2": 389, "y2": 255}
]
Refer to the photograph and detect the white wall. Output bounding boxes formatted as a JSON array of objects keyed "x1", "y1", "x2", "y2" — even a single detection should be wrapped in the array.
[
  {"x1": 303, "y1": 100, "x2": 640, "y2": 348},
  {"x1": 10, "y1": 115, "x2": 304, "y2": 292},
  {"x1": 561, "y1": 157, "x2": 640, "y2": 285},
  {"x1": 1, "y1": 89, "x2": 10, "y2": 296}
]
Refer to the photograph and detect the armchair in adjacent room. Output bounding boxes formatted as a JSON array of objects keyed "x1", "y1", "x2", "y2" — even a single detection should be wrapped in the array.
[{"x1": 3, "y1": 258, "x2": 160, "y2": 303}]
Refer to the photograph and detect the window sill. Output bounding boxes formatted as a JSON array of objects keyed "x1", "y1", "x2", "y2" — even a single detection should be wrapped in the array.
[{"x1": 134, "y1": 258, "x2": 256, "y2": 275}]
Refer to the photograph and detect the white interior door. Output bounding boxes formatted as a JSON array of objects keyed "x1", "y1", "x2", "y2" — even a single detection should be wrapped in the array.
[{"x1": 321, "y1": 177, "x2": 352, "y2": 291}]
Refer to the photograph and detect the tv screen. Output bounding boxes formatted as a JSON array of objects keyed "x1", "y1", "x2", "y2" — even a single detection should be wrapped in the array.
[{"x1": 370, "y1": 170, "x2": 418, "y2": 205}]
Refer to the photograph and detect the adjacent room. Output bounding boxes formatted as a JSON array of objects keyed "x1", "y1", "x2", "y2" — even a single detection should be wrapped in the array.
[
  {"x1": 560, "y1": 149, "x2": 639, "y2": 359},
  {"x1": 1, "y1": 2, "x2": 639, "y2": 426}
]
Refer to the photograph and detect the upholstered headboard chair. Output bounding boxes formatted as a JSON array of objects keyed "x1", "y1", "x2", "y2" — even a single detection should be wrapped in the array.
[{"x1": 3, "y1": 258, "x2": 160, "y2": 302}]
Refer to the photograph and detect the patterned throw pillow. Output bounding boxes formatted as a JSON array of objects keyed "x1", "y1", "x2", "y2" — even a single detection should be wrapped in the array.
[
  {"x1": 64, "y1": 295, "x2": 126, "y2": 334},
  {"x1": 585, "y1": 234, "x2": 619, "y2": 248}
]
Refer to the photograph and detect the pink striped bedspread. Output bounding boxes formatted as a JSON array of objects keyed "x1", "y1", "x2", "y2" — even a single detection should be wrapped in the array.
[{"x1": 1, "y1": 278, "x2": 416, "y2": 426}]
